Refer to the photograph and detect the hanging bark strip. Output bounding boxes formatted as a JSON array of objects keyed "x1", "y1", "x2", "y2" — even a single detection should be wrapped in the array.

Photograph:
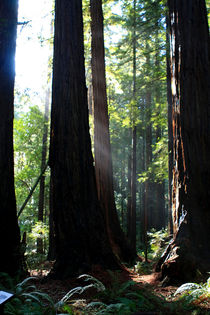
[{"x1": 156, "y1": 0, "x2": 210, "y2": 283}]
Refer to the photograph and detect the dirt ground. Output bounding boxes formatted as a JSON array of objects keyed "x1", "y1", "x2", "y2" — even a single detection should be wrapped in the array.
[{"x1": 31, "y1": 264, "x2": 210, "y2": 314}]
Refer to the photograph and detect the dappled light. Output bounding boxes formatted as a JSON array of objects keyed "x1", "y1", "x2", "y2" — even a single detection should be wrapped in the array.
[{"x1": 0, "y1": 0, "x2": 209, "y2": 314}]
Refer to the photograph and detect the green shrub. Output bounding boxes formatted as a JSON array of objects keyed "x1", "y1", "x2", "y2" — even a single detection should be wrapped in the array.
[{"x1": 175, "y1": 276, "x2": 210, "y2": 306}]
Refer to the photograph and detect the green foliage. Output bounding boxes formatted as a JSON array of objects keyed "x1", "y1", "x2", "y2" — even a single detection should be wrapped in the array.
[
  {"x1": 55, "y1": 272, "x2": 172, "y2": 314},
  {"x1": 0, "y1": 274, "x2": 77, "y2": 315},
  {"x1": 175, "y1": 277, "x2": 210, "y2": 306},
  {"x1": 14, "y1": 105, "x2": 45, "y2": 221},
  {"x1": 137, "y1": 228, "x2": 171, "y2": 264},
  {"x1": 14, "y1": 104, "x2": 50, "y2": 268},
  {"x1": 25, "y1": 222, "x2": 49, "y2": 270},
  {"x1": 135, "y1": 261, "x2": 152, "y2": 275},
  {"x1": 104, "y1": 0, "x2": 168, "y2": 236},
  {"x1": 147, "y1": 228, "x2": 171, "y2": 260},
  {"x1": 1, "y1": 276, "x2": 57, "y2": 315}
]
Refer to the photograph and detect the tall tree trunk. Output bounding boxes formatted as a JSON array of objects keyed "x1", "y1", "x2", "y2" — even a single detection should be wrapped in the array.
[
  {"x1": 127, "y1": 147, "x2": 132, "y2": 238},
  {"x1": 49, "y1": 0, "x2": 119, "y2": 279},
  {"x1": 120, "y1": 146, "x2": 126, "y2": 231},
  {"x1": 90, "y1": 0, "x2": 136, "y2": 263},
  {"x1": 130, "y1": 0, "x2": 137, "y2": 253},
  {"x1": 145, "y1": 44, "x2": 153, "y2": 230},
  {"x1": 37, "y1": 88, "x2": 50, "y2": 255},
  {"x1": 166, "y1": 15, "x2": 173, "y2": 234},
  {"x1": 0, "y1": 0, "x2": 25, "y2": 277},
  {"x1": 156, "y1": 0, "x2": 210, "y2": 283},
  {"x1": 127, "y1": 0, "x2": 137, "y2": 252},
  {"x1": 153, "y1": 26, "x2": 165, "y2": 230}
]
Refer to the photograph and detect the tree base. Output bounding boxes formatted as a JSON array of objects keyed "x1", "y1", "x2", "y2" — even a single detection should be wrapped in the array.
[
  {"x1": 47, "y1": 249, "x2": 121, "y2": 280},
  {"x1": 155, "y1": 235, "x2": 210, "y2": 285}
]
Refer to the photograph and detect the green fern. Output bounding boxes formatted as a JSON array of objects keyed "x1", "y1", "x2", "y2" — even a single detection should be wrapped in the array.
[
  {"x1": 2, "y1": 275, "x2": 67, "y2": 315},
  {"x1": 174, "y1": 276, "x2": 210, "y2": 305}
]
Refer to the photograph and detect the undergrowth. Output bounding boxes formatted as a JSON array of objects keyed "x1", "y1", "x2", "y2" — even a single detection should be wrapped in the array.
[
  {"x1": 174, "y1": 276, "x2": 210, "y2": 308},
  {"x1": 0, "y1": 268, "x2": 209, "y2": 314}
]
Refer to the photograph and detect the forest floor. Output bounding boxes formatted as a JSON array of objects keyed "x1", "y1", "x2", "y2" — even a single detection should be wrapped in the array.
[{"x1": 31, "y1": 263, "x2": 210, "y2": 314}]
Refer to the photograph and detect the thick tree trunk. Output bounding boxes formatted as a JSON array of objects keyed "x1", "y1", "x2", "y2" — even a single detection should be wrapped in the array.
[
  {"x1": 0, "y1": 0, "x2": 26, "y2": 277},
  {"x1": 156, "y1": 0, "x2": 210, "y2": 283},
  {"x1": 90, "y1": 0, "x2": 136, "y2": 263},
  {"x1": 49, "y1": 0, "x2": 118, "y2": 279}
]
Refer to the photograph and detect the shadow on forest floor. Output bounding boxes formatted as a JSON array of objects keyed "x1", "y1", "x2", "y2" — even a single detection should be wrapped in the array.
[{"x1": 29, "y1": 263, "x2": 210, "y2": 314}]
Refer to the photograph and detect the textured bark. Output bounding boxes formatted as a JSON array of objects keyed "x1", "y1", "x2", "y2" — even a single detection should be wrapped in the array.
[
  {"x1": 0, "y1": 0, "x2": 25, "y2": 277},
  {"x1": 156, "y1": 0, "x2": 210, "y2": 283},
  {"x1": 90, "y1": 0, "x2": 136, "y2": 263},
  {"x1": 49, "y1": 0, "x2": 118, "y2": 279},
  {"x1": 166, "y1": 15, "x2": 173, "y2": 234}
]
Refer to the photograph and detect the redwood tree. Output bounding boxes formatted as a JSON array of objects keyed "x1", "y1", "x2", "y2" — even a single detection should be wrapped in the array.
[
  {"x1": 156, "y1": 0, "x2": 210, "y2": 283},
  {"x1": 0, "y1": 0, "x2": 25, "y2": 276},
  {"x1": 90, "y1": 0, "x2": 136, "y2": 262},
  {"x1": 49, "y1": 0, "x2": 118, "y2": 279}
]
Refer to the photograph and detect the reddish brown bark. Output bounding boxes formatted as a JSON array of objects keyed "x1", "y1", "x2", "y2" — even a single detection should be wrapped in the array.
[
  {"x1": 49, "y1": 0, "x2": 118, "y2": 279},
  {"x1": 90, "y1": 0, "x2": 136, "y2": 263},
  {"x1": 156, "y1": 0, "x2": 210, "y2": 283}
]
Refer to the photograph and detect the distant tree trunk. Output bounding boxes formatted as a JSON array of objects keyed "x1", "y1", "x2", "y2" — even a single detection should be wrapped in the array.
[
  {"x1": 154, "y1": 122, "x2": 165, "y2": 230},
  {"x1": 90, "y1": 0, "x2": 136, "y2": 263},
  {"x1": 153, "y1": 27, "x2": 165, "y2": 230},
  {"x1": 156, "y1": 0, "x2": 210, "y2": 283},
  {"x1": 0, "y1": 0, "x2": 25, "y2": 277},
  {"x1": 37, "y1": 88, "x2": 50, "y2": 255},
  {"x1": 130, "y1": 126, "x2": 137, "y2": 251},
  {"x1": 130, "y1": 0, "x2": 137, "y2": 253},
  {"x1": 139, "y1": 133, "x2": 146, "y2": 244},
  {"x1": 49, "y1": 0, "x2": 118, "y2": 279},
  {"x1": 145, "y1": 46, "x2": 153, "y2": 230},
  {"x1": 120, "y1": 146, "x2": 126, "y2": 230},
  {"x1": 127, "y1": 147, "x2": 132, "y2": 238},
  {"x1": 126, "y1": 0, "x2": 137, "y2": 252}
]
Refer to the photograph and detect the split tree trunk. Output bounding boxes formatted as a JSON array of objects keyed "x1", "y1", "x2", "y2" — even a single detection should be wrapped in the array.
[{"x1": 156, "y1": 0, "x2": 210, "y2": 283}]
